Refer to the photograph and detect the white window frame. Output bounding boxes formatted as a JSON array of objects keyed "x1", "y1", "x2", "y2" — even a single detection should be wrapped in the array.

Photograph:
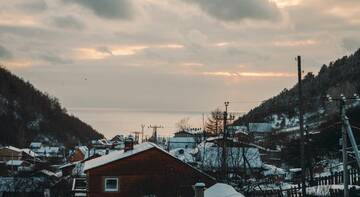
[{"x1": 104, "y1": 177, "x2": 119, "y2": 192}]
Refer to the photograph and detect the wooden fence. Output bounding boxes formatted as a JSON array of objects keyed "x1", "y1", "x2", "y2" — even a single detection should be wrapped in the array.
[
  {"x1": 311, "y1": 168, "x2": 360, "y2": 186},
  {"x1": 246, "y1": 187, "x2": 301, "y2": 197},
  {"x1": 247, "y1": 168, "x2": 360, "y2": 197}
]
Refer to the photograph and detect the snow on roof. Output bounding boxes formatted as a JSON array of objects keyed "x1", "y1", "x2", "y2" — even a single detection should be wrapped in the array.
[
  {"x1": 59, "y1": 161, "x2": 79, "y2": 169},
  {"x1": 235, "y1": 129, "x2": 248, "y2": 136},
  {"x1": 84, "y1": 142, "x2": 155, "y2": 171},
  {"x1": 262, "y1": 164, "x2": 286, "y2": 176},
  {"x1": 37, "y1": 147, "x2": 60, "y2": 153},
  {"x1": 278, "y1": 126, "x2": 300, "y2": 133},
  {"x1": 6, "y1": 160, "x2": 24, "y2": 166},
  {"x1": 3, "y1": 146, "x2": 22, "y2": 153},
  {"x1": 206, "y1": 136, "x2": 233, "y2": 142},
  {"x1": 21, "y1": 148, "x2": 38, "y2": 157},
  {"x1": 289, "y1": 168, "x2": 302, "y2": 172},
  {"x1": 39, "y1": 169, "x2": 60, "y2": 177},
  {"x1": 248, "y1": 123, "x2": 272, "y2": 133},
  {"x1": 205, "y1": 183, "x2": 245, "y2": 197},
  {"x1": 30, "y1": 142, "x2": 42, "y2": 148},
  {"x1": 77, "y1": 146, "x2": 89, "y2": 157}
]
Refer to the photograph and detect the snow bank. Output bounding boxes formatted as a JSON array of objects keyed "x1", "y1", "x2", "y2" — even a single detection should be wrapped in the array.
[{"x1": 205, "y1": 183, "x2": 245, "y2": 197}]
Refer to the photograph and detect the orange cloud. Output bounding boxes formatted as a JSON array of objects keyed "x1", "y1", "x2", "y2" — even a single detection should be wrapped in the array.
[
  {"x1": 272, "y1": 0, "x2": 302, "y2": 8},
  {"x1": 274, "y1": 39, "x2": 318, "y2": 47},
  {"x1": 2, "y1": 59, "x2": 33, "y2": 69},
  {"x1": 214, "y1": 42, "x2": 230, "y2": 47},
  {"x1": 75, "y1": 43, "x2": 184, "y2": 60},
  {"x1": 157, "y1": 44, "x2": 184, "y2": 49},
  {"x1": 182, "y1": 62, "x2": 204, "y2": 67},
  {"x1": 75, "y1": 48, "x2": 112, "y2": 60}
]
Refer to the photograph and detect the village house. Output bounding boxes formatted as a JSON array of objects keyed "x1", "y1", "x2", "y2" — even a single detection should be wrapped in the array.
[
  {"x1": 83, "y1": 141, "x2": 216, "y2": 197},
  {"x1": 248, "y1": 123, "x2": 273, "y2": 144},
  {"x1": 35, "y1": 146, "x2": 63, "y2": 159},
  {"x1": 0, "y1": 146, "x2": 37, "y2": 164},
  {"x1": 110, "y1": 135, "x2": 125, "y2": 149},
  {"x1": 28, "y1": 142, "x2": 64, "y2": 160},
  {"x1": 69, "y1": 146, "x2": 89, "y2": 163},
  {"x1": 0, "y1": 146, "x2": 23, "y2": 162},
  {"x1": 91, "y1": 139, "x2": 113, "y2": 149},
  {"x1": 168, "y1": 130, "x2": 197, "y2": 150}
]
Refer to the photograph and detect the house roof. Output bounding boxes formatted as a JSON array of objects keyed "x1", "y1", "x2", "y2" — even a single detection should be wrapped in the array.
[
  {"x1": 3, "y1": 146, "x2": 22, "y2": 153},
  {"x1": 84, "y1": 143, "x2": 155, "y2": 171},
  {"x1": 83, "y1": 142, "x2": 216, "y2": 181}
]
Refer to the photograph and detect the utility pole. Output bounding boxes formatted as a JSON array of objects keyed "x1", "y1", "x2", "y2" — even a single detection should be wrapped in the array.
[
  {"x1": 305, "y1": 126, "x2": 314, "y2": 185},
  {"x1": 222, "y1": 101, "x2": 229, "y2": 181},
  {"x1": 221, "y1": 101, "x2": 235, "y2": 181},
  {"x1": 141, "y1": 124, "x2": 145, "y2": 142},
  {"x1": 148, "y1": 125, "x2": 163, "y2": 144},
  {"x1": 297, "y1": 56, "x2": 306, "y2": 196},
  {"x1": 340, "y1": 97, "x2": 349, "y2": 197},
  {"x1": 326, "y1": 94, "x2": 360, "y2": 197}
]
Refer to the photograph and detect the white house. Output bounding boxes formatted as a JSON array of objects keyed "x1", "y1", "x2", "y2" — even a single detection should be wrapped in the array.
[{"x1": 168, "y1": 136, "x2": 197, "y2": 150}]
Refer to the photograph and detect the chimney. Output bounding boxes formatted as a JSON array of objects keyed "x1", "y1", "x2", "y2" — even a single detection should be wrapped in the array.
[
  {"x1": 124, "y1": 138, "x2": 134, "y2": 152},
  {"x1": 193, "y1": 182, "x2": 205, "y2": 197}
]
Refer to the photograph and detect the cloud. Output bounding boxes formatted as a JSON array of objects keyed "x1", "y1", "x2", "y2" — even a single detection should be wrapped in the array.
[
  {"x1": 20, "y1": 0, "x2": 47, "y2": 13},
  {"x1": 51, "y1": 15, "x2": 85, "y2": 30},
  {"x1": 63, "y1": 0, "x2": 133, "y2": 20},
  {"x1": 183, "y1": 0, "x2": 281, "y2": 22},
  {"x1": 273, "y1": 39, "x2": 318, "y2": 47},
  {"x1": 39, "y1": 53, "x2": 72, "y2": 64},
  {"x1": 96, "y1": 46, "x2": 113, "y2": 55},
  {"x1": 341, "y1": 37, "x2": 360, "y2": 52},
  {"x1": 202, "y1": 71, "x2": 295, "y2": 77},
  {"x1": 182, "y1": 62, "x2": 204, "y2": 67},
  {"x1": 0, "y1": 45, "x2": 12, "y2": 59}
]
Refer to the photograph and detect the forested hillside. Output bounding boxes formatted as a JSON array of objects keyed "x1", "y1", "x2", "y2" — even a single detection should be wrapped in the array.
[
  {"x1": 234, "y1": 48, "x2": 360, "y2": 125},
  {"x1": 0, "y1": 66, "x2": 104, "y2": 148}
]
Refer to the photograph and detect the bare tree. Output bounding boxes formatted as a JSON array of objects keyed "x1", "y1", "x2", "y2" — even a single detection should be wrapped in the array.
[{"x1": 175, "y1": 117, "x2": 191, "y2": 131}]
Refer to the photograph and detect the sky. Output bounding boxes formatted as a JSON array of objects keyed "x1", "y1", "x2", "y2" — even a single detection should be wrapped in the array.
[{"x1": 1, "y1": 0, "x2": 360, "y2": 114}]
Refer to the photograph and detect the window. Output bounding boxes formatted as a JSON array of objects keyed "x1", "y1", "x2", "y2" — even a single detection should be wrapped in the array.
[{"x1": 104, "y1": 177, "x2": 119, "y2": 192}]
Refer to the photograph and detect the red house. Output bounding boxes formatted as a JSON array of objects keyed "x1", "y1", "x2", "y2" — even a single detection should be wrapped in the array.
[{"x1": 84, "y1": 142, "x2": 216, "y2": 197}]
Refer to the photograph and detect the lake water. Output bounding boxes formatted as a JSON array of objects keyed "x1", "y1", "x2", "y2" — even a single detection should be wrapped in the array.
[{"x1": 68, "y1": 108, "x2": 214, "y2": 139}]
